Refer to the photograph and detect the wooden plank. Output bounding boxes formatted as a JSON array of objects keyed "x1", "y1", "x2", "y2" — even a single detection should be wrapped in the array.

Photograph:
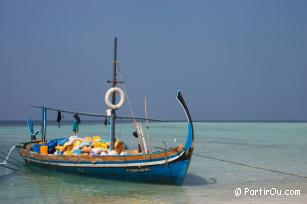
[{"x1": 20, "y1": 146, "x2": 184, "y2": 163}]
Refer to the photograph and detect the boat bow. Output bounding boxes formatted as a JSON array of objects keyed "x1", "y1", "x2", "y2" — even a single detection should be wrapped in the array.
[{"x1": 176, "y1": 90, "x2": 194, "y2": 151}]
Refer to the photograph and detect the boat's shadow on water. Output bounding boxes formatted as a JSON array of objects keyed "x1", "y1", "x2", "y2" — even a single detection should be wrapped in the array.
[{"x1": 184, "y1": 173, "x2": 216, "y2": 186}]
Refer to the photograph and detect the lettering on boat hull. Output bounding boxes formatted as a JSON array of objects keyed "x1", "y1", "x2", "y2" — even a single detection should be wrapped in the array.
[{"x1": 126, "y1": 167, "x2": 151, "y2": 173}]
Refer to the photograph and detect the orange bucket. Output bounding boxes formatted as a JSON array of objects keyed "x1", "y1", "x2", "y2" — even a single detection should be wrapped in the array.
[{"x1": 40, "y1": 145, "x2": 48, "y2": 155}]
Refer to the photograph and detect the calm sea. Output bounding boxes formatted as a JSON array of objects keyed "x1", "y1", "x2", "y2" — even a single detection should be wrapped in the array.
[{"x1": 0, "y1": 122, "x2": 306, "y2": 203}]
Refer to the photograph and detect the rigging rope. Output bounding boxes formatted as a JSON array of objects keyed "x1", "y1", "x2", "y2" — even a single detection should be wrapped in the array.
[
  {"x1": 0, "y1": 155, "x2": 22, "y2": 168},
  {"x1": 0, "y1": 151, "x2": 24, "y2": 165},
  {"x1": 116, "y1": 62, "x2": 137, "y2": 124},
  {"x1": 116, "y1": 63, "x2": 150, "y2": 153},
  {"x1": 193, "y1": 153, "x2": 307, "y2": 179},
  {"x1": 0, "y1": 146, "x2": 17, "y2": 165},
  {"x1": 0, "y1": 146, "x2": 20, "y2": 171}
]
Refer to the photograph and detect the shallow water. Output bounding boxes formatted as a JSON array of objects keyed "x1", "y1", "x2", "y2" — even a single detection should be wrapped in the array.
[{"x1": 0, "y1": 122, "x2": 306, "y2": 203}]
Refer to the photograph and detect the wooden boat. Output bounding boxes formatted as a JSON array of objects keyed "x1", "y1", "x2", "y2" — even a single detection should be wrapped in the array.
[{"x1": 18, "y1": 38, "x2": 194, "y2": 185}]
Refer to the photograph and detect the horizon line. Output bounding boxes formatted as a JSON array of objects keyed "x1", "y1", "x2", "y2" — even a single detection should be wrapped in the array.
[{"x1": 0, "y1": 120, "x2": 307, "y2": 123}]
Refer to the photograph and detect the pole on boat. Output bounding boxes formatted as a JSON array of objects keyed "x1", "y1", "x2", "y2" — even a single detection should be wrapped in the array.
[
  {"x1": 110, "y1": 37, "x2": 118, "y2": 150},
  {"x1": 41, "y1": 106, "x2": 47, "y2": 142},
  {"x1": 144, "y1": 97, "x2": 151, "y2": 153}
]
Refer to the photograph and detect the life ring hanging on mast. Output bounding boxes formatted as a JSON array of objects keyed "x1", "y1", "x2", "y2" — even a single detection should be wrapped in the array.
[{"x1": 105, "y1": 87, "x2": 125, "y2": 109}]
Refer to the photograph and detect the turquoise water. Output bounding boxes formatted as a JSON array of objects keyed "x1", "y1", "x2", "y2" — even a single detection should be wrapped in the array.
[{"x1": 0, "y1": 122, "x2": 306, "y2": 203}]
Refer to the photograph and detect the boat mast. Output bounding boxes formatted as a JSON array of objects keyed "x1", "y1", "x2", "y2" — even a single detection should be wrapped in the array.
[{"x1": 110, "y1": 37, "x2": 118, "y2": 150}]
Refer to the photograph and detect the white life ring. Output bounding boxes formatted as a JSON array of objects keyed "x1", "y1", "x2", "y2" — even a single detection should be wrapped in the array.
[{"x1": 105, "y1": 87, "x2": 125, "y2": 109}]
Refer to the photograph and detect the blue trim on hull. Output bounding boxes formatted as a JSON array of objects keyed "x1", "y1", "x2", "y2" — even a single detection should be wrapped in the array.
[
  {"x1": 184, "y1": 123, "x2": 194, "y2": 150},
  {"x1": 24, "y1": 152, "x2": 182, "y2": 165},
  {"x1": 25, "y1": 158, "x2": 190, "y2": 185}
]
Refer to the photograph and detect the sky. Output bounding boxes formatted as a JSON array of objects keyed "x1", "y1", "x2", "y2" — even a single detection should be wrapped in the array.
[{"x1": 0, "y1": 0, "x2": 307, "y2": 121}]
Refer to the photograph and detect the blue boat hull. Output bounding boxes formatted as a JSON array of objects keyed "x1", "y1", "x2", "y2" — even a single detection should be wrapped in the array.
[
  {"x1": 26, "y1": 159, "x2": 190, "y2": 185},
  {"x1": 23, "y1": 150, "x2": 192, "y2": 185}
]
